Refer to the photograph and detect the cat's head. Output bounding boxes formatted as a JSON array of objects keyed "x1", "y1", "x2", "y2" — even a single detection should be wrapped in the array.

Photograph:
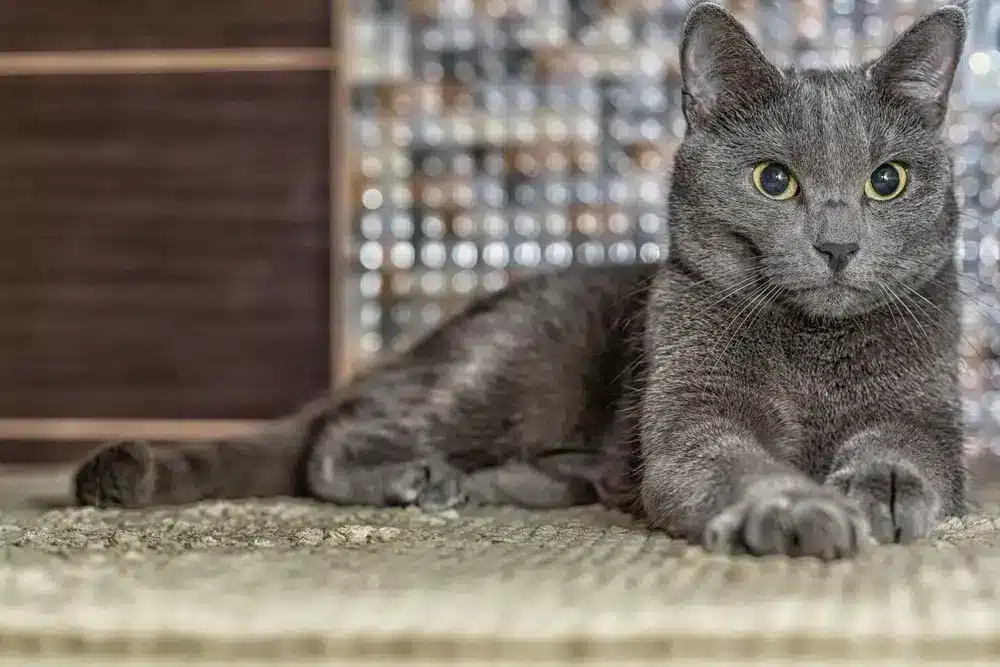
[{"x1": 668, "y1": 1, "x2": 967, "y2": 319}]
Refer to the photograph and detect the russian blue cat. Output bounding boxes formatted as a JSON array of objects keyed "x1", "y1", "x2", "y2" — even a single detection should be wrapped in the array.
[{"x1": 75, "y1": 1, "x2": 970, "y2": 559}]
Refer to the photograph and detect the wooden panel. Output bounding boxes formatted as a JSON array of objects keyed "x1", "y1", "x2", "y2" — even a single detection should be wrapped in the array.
[
  {"x1": 0, "y1": 0, "x2": 331, "y2": 51},
  {"x1": 0, "y1": 49, "x2": 338, "y2": 77},
  {"x1": 0, "y1": 419, "x2": 264, "y2": 442},
  {"x1": 0, "y1": 71, "x2": 331, "y2": 419}
]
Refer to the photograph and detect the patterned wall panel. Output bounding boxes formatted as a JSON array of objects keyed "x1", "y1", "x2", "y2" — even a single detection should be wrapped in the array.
[{"x1": 345, "y1": 0, "x2": 1000, "y2": 451}]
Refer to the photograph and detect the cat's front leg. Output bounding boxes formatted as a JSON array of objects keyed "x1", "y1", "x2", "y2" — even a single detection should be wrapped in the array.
[
  {"x1": 825, "y1": 423, "x2": 964, "y2": 544},
  {"x1": 641, "y1": 417, "x2": 871, "y2": 559}
]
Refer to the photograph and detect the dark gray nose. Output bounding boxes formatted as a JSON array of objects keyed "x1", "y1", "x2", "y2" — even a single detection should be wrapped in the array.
[{"x1": 814, "y1": 242, "x2": 859, "y2": 273}]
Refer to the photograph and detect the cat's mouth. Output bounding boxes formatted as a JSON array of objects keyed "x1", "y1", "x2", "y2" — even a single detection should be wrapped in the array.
[
  {"x1": 787, "y1": 279, "x2": 877, "y2": 318},
  {"x1": 797, "y1": 281, "x2": 867, "y2": 296}
]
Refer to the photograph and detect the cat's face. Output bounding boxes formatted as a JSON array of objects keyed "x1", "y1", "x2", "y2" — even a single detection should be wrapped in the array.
[{"x1": 669, "y1": 2, "x2": 967, "y2": 319}]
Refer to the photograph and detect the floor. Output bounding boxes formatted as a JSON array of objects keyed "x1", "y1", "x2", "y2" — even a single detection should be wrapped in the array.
[{"x1": 1, "y1": 467, "x2": 1000, "y2": 665}]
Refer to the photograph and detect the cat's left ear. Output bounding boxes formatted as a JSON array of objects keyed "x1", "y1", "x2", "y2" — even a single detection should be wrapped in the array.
[{"x1": 867, "y1": 4, "x2": 968, "y2": 130}]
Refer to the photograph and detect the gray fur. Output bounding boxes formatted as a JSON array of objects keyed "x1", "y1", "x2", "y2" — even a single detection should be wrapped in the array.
[{"x1": 74, "y1": 2, "x2": 969, "y2": 559}]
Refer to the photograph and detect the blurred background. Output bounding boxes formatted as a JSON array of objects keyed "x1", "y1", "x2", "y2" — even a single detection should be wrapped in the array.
[{"x1": 0, "y1": 0, "x2": 998, "y2": 472}]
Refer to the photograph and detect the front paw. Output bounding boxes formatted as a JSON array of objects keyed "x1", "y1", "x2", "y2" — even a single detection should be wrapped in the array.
[
  {"x1": 74, "y1": 440, "x2": 157, "y2": 508},
  {"x1": 704, "y1": 481, "x2": 870, "y2": 559},
  {"x1": 826, "y1": 459, "x2": 940, "y2": 544}
]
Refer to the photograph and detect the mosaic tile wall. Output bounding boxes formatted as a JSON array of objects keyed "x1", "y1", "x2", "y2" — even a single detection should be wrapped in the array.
[{"x1": 345, "y1": 0, "x2": 1000, "y2": 451}]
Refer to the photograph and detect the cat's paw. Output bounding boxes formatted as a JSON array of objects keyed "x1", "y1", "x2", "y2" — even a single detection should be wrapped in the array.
[
  {"x1": 74, "y1": 440, "x2": 157, "y2": 508},
  {"x1": 826, "y1": 459, "x2": 940, "y2": 544},
  {"x1": 704, "y1": 481, "x2": 870, "y2": 559},
  {"x1": 390, "y1": 459, "x2": 471, "y2": 512},
  {"x1": 308, "y1": 453, "x2": 471, "y2": 512}
]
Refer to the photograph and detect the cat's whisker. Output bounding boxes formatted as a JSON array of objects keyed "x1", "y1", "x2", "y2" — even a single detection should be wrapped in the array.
[
  {"x1": 707, "y1": 282, "x2": 784, "y2": 379},
  {"x1": 696, "y1": 282, "x2": 773, "y2": 377},
  {"x1": 895, "y1": 281, "x2": 999, "y2": 387},
  {"x1": 874, "y1": 285, "x2": 902, "y2": 334},
  {"x1": 880, "y1": 284, "x2": 921, "y2": 349},
  {"x1": 893, "y1": 256, "x2": 1000, "y2": 301},
  {"x1": 681, "y1": 272, "x2": 768, "y2": 324},
  {"x1": 891, "y1": 286, "x2": 935, "y2": 351},
  {"x1": 744, "y1": 283, "x2": 785, "y2": 335},
  {"x1": 607, "y1": 264, "x2": 767, "y2": 346},
  {"x1": 886, "y1": 258, "x2": 1000, "y2": 324},
  {"x1": 957, "y1": 210, "x2": 998, "y2": 228}
]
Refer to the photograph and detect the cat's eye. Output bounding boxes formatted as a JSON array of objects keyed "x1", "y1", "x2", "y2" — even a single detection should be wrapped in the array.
[
  {"x1": 752, "y1": 162, "x2": 799, "y2": 200},
  {"x1": 865, "y1": 162, "x2": 907, "y2": 201}
]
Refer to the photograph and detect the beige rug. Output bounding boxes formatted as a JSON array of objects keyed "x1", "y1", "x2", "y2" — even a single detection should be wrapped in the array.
[{"x1": 2, "y1": 469, "x2": 1000, "y2": 665}]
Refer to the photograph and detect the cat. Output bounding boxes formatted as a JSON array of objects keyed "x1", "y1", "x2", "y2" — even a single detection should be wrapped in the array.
[{"x1": 73, "y1": 1, "x2": 970, "y2": 560}]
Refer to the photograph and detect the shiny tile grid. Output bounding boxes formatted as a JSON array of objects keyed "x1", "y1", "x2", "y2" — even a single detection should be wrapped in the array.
[{"x1": 346, "y1": 0, "x2": 1000, "y2": 451}]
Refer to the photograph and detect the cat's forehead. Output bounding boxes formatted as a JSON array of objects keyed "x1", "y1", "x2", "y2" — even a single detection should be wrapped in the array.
[
  {"x1": 751, "y1": 67, "x2": 921, "y2": 169},
  {"x1": 781, "y1": 68, "x2": 874, "y2": 129}
]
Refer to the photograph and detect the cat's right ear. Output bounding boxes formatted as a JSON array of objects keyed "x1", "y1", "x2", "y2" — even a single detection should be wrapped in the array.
[{"x1": 680, "y1": 2, "x2": 783, "y2": 128}]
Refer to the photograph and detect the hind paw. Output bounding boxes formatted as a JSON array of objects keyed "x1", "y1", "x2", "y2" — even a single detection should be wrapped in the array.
[
  {"x1": 74, "y1": 440, "x2": 157, "y2": 508},
  {"x1": 391, "y1": 460, "x2": 470, "y2": 512},
  {"x1": 308, "y1": 452, "x2": 471, "y2": 511}
]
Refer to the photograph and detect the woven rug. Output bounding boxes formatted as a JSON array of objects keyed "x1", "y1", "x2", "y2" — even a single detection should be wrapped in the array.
[{"x1": 1, "y1": 470, "x2": 1000, "y2": 665}]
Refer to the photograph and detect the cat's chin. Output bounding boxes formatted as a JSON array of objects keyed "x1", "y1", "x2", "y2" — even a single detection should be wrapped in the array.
[{"x1": 785, "y1": 284, "x2": 878, "y2": 320}]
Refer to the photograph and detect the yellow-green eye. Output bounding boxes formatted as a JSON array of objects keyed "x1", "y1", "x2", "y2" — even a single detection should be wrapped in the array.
[
  {"x1": 865, "y1": 162, "x2": 907, "y2": 201},
  {"x1": 752, "y1": 162, "x2": 799, "y2": 200}
]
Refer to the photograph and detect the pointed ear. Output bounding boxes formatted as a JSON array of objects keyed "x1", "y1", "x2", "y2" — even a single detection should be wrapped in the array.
[
  {"x1": 680, "y1": 2, "x2": 783, "y2": 127},
  {"x1": 867, "y1": 5, "x2": 967, "y2": 130}
]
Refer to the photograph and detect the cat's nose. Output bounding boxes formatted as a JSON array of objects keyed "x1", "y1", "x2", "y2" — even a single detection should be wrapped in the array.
[{"x1": 814, "y1": 242, "x2": 859, "y2": 273}]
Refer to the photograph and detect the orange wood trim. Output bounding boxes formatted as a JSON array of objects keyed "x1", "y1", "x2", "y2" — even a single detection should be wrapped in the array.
[
  {"x1": 0, "y1": 48, "x2": 338, "y2": 76},
  {"x1": 0, "y1": 419, "x2": 265, "y2": 441}
]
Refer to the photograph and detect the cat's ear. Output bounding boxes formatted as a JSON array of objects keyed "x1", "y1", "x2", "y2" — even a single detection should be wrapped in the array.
[
  {"x1": 867, "y1": 5, "x2": 967, "y2": 130},
  {"x1": 680, "y1": 1, "x2": 783, "y2": 127}
]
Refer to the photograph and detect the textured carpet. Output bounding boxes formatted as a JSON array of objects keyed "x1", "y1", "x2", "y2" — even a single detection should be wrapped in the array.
[{"x1": 2, "y1": 470, "x2": 1000, "y2": 665}]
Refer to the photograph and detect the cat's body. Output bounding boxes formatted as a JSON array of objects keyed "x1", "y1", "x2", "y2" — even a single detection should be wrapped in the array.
[{"x1": 75, "y1": 1, "x2": 971, "y2": 559}]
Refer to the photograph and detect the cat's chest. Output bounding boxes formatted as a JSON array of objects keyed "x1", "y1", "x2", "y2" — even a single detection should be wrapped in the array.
[{"x1": 774, "y1": 325, "x2": 910, "y2": 446}]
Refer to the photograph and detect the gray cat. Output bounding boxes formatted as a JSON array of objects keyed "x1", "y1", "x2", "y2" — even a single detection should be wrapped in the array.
[{"x1": 74, "y1": 1, "x2": 970, "y2": 559}]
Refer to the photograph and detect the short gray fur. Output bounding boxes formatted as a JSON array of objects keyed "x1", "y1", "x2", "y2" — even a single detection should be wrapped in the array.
[{"x1": 74, "y1": 1, "x2": 971, "y2": 559}]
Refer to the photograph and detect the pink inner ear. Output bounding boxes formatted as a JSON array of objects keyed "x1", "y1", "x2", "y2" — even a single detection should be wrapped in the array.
[{"x1": 683, "y1": 34, "x2": 722, "y2": 108}]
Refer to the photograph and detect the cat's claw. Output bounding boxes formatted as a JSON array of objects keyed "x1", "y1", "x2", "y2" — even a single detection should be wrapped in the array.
[
  {"x1": 826, "y1": 459, "x2": 940, "y2": 544},
  {"x1": 74, "y1": 440, "x2": 157, "y2": 508},
  {"x1": 703, "y1": 482, "x2": 872, "y2": 559}
]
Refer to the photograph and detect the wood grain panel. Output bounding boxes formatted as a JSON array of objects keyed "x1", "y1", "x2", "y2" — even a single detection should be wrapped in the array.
[
  {"x1": 0, "y1": 71, "x2": 331, "y2": 419},
  {"x1": 0, "y1": 0, "x2": 331, "y2": 51}
]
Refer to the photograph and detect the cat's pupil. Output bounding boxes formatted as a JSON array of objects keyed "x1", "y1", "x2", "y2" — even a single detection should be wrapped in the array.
[
  {"x1": 760, "y1": 164, "x2": 790, "y2": 196},
  {"x1": 870, "y1": 164, "x2": 900, "y2": 197}
]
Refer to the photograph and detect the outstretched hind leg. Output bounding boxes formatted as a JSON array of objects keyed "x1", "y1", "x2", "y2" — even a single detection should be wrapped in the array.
[
  {"x1": 74, "y1": 413, "x2": 311, "y2": 508},
  {"x1": 75, "y1": 440, "x2": 159, "y2": 508}
]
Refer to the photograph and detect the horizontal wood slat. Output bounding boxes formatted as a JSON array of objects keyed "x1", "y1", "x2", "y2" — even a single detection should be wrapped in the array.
[
  {"x1": 0, "y1": 71, "x2": 332, "y2": 420},
  {"x1": 0, "y1": 48, "x2": 338, "y2": 76},
  {"x1": 0, "y1": 419, "x2": 263, "y2": 441},
  {"x1": 0, "y1": 0, "x2": 332, "y2": 52}
]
